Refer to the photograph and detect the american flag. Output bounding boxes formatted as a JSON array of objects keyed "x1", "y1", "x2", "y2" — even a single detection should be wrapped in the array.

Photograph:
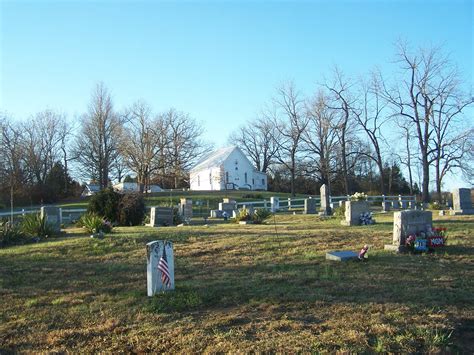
[{"x1": 157, "y1": 246, "x2": 171, "y2": 288}]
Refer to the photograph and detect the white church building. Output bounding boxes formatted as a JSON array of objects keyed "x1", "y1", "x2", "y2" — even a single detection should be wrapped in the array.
[{"x1": 189, "y1": 146, "x2": 268, "y2": 191}]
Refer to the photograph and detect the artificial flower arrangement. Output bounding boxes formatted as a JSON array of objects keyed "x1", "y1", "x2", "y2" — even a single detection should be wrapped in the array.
[
  {"x1": 405, "y1": 226, "x2": 447, "y2": 253},
  {"x1": 360, "y1": 212, "x2": 375, "y2": 225},
  {"x1": 350, "y1": 192, "x2": 368, "y2": 201}
]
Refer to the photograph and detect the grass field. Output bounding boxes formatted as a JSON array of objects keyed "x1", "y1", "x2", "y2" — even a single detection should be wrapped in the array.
[{"x1": 1, "y1": 213, "x2": 473, "y2": 352}]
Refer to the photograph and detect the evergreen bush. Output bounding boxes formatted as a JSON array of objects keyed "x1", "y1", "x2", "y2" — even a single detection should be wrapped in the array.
[
  {"x1": 87, "y1": 188, "x2": 120, "y2": 223},
  {"x1": 117, "y1": 193, "x2": 145, "y2": 226}
]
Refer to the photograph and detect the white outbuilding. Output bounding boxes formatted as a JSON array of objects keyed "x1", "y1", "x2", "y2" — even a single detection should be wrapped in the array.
[{"x1": 189, "y1": 146, "x2": 267, "y2": 191}]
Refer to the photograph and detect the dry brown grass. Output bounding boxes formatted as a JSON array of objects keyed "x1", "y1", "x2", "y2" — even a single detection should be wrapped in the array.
[{"x1": 0, "y1": 213, "x2": 473, "y2": 352}]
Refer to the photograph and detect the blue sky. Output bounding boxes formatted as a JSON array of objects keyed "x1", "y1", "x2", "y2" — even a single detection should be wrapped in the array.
[{"x1": 1, "y1": 0, "x2": 473, "y2": 186}]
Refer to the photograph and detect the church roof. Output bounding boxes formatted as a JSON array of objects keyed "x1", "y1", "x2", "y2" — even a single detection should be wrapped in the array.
[{"x1": 191, "y1": 146, "x2": 238, "y2": 172}]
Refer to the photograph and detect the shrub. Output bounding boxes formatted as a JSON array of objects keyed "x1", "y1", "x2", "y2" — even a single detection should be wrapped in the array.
[
  {"x1": 235, "y1": 208, "x2": 252, "y2": 222},
  {"x1": 87, "y1": 188, "x2": 120, "y2": 223},
  {"x1": 173, "y1": 207, "x2": 182, "y2": 225},
  {"x1": 253, "y1": 208, "x2": 272, "y2": 224},
  {"x1": 21, "y1": 213, "x2": 56, "y2": 238},
  {"x1": 117, "y1": 193, "x2": 145, "y2": 226},
  {"x1": 333, "y1": 204, "x2": 345, "y2": 218},
  {"x1": 429, "y1": 201, "x2": 445, "y2": 210},
  {"x1": 79, "y1": 213, "x2": 113, "y2": 234},
  {"x1": 1, "y1": 220, "x2": 27, "y2": 247}
]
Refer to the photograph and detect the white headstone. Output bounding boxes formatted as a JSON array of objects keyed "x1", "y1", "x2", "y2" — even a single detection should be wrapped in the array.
[
  {"x1": 320, "y1": 184, "x2": 331, "y2": 215},
  {"x1": 270, "y1": 197, "x2": 280, "y2": 212},
  {"x1": 147, "y1": 240, "x2": 174, "y2": 296}
]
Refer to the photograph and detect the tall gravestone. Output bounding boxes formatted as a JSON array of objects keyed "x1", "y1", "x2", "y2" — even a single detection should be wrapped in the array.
[
  {"x1": 179, "y1": 198, "x2": 193, "y2": 220},
  {"x1": 451, "y1": 188, "x2": 473, "y2": 215},
  {"x1": 341, "y1": 201, "x2": 369, "y2": 226},
  {"x1": 304, "y1": 198, "x2": 317, "y2": 214},
  {"x1": 147, "y1": 240, "x2": 174, "y2": 296},
  {"x1": 147, "y1": 207, "x2": 174, "y2": 227},
  {"x1": 320, "y1": 184, "x2": 331, "y2": 215},
  {"x1": 40, "y1": 206, "x2": 61, "y2": 233},
  {"x1": 384, "y1": 210, "x2": 432, "y2": 252}
]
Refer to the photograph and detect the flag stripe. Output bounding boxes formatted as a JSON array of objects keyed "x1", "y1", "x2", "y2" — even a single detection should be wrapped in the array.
[{"x1": 157, "y1": 246, "x2": 171, "y2": 288}]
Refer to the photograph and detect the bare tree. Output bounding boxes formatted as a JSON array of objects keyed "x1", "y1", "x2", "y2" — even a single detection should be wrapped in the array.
[
  {"x1": 302, "y1": 90, "x2": 339, "y2": 187},
  {"x1": 120, "y1": 101, "x2": 166, "y2": 192},
  {"x1": 0, "y1": 116, "x2": 24, "y2": 222},
  {"x1": 352, "y1": 75, "x2": 390, "y2": 194},
  {"x1": 382, "y1": 42, "x2": 473, "y2": 202},
  {"x1": 21, "y1": 110, "x2": 68, "y2": 188},
  {"x1": 73, "y1": 83, "x2": 122, "y2": 188},
  {"x1": 163, "y1": 109, "x2": 212, "y2": 188},
  {"x1": 228, "y1": 114, "x2": 279, "y2": 173},
  {"x1": 272, "y1": 82, "x2": 309, "y2": 197},
  {"x1": 324, "y1": 68, "x2": 358, "y2": 195}
]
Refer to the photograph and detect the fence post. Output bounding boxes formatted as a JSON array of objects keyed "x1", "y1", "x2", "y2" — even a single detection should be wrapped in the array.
[{"x1": 288, "y1": 197, "x2": 291, "y2": 209}]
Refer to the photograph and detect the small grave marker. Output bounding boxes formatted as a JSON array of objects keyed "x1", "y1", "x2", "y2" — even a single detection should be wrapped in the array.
[{"x1": 326, "y1": 250, "x2": 358, "y2": 261}]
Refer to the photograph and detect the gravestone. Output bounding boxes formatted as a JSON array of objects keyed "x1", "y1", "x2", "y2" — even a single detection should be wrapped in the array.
[
  {"x1": 179, "y1": 198, "x2": 193, "y2": 220},
  {"x1": 210, "y1": 210, "x2": 223, "y2": 218},
  {"x1": 270, "y1": 196, "x2": 280, "y2": 212},
  {"x1": 382, "y1": 201, "x2": 391, "y2": 212},
  {"x1": 409, "y1": 200, "x2": 416, "y2": 210},
  {"x1": 304, "y1": 198, "x2": 317, "y2": 214},
  {"x1": 326, "y1": 250, "x2": 358, "y2": 261},
  {"x1": 40, "y1": 206, "x2": 61, "y2": 233},
  {"x1": 341, "y1": 201, "x2": 369, "y2": 226},
  {"x1": 384, "y1": 210, "x2": 432, "y2": 252},
  {"x1": 218, "y1": 199, "x2": 237, "y2": 215},
  {"x1": 450, "y1": 188, "x2": 473, "y2": 215},
  {"x1": 147, "y1": 240, "x2": 174, "y2": 296},
  {"x1": 392, "y1": 200, "x2": 400, "y2": 209},
  {"x1": 320, "y1": 184, "x2": 331, "y2": 215},
  {"x1": 148, "y1": 207, "x2": 173, "y2": 227}
]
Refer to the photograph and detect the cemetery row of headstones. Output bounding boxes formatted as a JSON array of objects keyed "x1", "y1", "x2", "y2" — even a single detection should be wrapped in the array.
[{"x1": 37, "y1": 187, "x2": 472, "y2": 230}]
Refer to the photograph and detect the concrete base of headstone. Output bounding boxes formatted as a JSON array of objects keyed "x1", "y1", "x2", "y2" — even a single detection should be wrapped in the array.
[
  {"x1": 384, "y1": 244, "x2": 407, "y2": 252},
  {"x1": 449, "y1": 209, "x2": 474, "y2": 215},
  {"x1": 147, "y1": 240, "x2": 174, "y2": 296},
  {"x1": 239, "y1": 220, "x2": 253, "y2": 225},
  {"x1": 326, "y1": 250, "x2": 358, "y2": 261}
]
